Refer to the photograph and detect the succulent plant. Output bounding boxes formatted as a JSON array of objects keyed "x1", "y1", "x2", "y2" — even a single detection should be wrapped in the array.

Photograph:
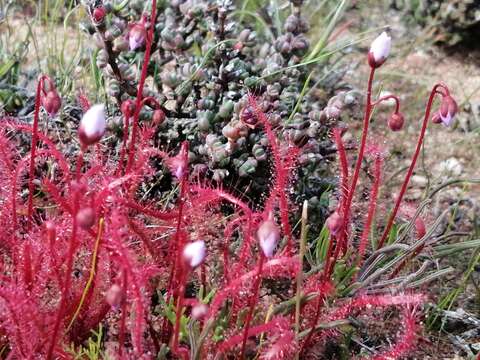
[
  {"x1": 392, "y1": 0, "x2": 480, "y2": 47},
  {"x1": 81, "y1": 0, "x2": 359, "y2": 231}
]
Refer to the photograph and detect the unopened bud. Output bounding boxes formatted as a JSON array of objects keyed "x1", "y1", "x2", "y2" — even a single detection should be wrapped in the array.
[
  {"x1": 79, "y1": 104, "x2": 106, "y2": 147},
  {"x1": 121, "y1": 99, "x2": 135, "y2": 116},
  {"x1": 152, "y1": 109, "x2": 166, "y2": 125},
  {"x1": 182, "y1": 241, "x2": 206, "y2": 269},
  {"x1": 368, "y1": 32, "x2": 391, "y2": 68},
  {"x1": 388, "y1": 112, "x2": 405, "y2": 131},
  {"x1": 129, "y1": 23, "x2": 146, "y2": 51},
  {"x1": 42, "y1": 91, "x2": 62, "y2": 117},
  {"x1": 257, "y1": 219, "x2": 280, "y2": 258},
  {"x1": 325, "y1": 211, "x2": 343, "y2": 236},
  {"x1": 191, "y1": 303, "x2": 209, "y2": 320},
  {"x1": 92, "y1": 6, "x2": 106, "y2": 23},
  {"x1": 106, "y1": 284, "x2": 123, "y2": 309},
  {"x1": 76, "y1": 207, "x2": 95, "y2": 230}
]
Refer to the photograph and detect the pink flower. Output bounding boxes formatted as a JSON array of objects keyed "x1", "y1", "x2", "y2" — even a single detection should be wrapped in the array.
[
  {"x1": 182, "y1": 241, "x2": 206, "y2": 269},
  {"x1": 257, "y1": 219, "x2": 280, "y2": 258},
  {"x1": 129, "y1": 23, "x2": 146, "y2": 51},
  {"x1": 325, "y1": 211, "x2": 343, "y2": 236},
  {"x1": 79, "y1": 104, "x2": 106, "y2": 147},
  {"x1": 438, "y1": 95, "x2": 458, "y2": 127},
  {"x1": 368, "y1": 32, "x2": 391, "y2": 68}
]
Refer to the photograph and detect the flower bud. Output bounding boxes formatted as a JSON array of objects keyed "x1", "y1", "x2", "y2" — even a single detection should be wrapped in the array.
[
  {"x1": 79, "y1": 104, "x2": 106, "y2": 147},
  {"x1": 191, "y1": 303, "x2": 208, "y2": 320},
  {"x1": 438, "y1": 95, "x2": 458, "y2": 127},
  {"x1": 368, "y1": 32, "x2": 391, "y2": 68},
  {"x1": 325, "y1": 211, "x2": 343, "y2": 236},
  {"x1": 182, "y1": 241, "x2": 206, "y2": 269},
  {"x1": 240, "y1": 105, "x2": 257, "y2": 129},
  {"x1": 106, "y1": 284, "x2": 123, "y2": 309},
  {"x1": 76, "y1": 207, "x2": 95, "y2": 230},
  {"x1": 42, "y1": 90, "x2": 62, "y2": 117},
  {"x1": 129, "y1": 23, "x2": 146, "y2": 51},
  {"x1": 257, "y1": 219, "x2": 280, "y2": 258},
  {"x1": 121, "y1": 99, "x2": 135, "y2": 116},
  {"x1": 92, "y1": 6, "x2": 106, "y2": 24},
  {"x1": 152, "y1": 109, "x2": 166, "y2": 125},
  {"x1": 387, "y1": 112, "x2": 405, "y2": 131}
]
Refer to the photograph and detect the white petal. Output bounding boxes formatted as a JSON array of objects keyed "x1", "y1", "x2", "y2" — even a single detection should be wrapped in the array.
[
  {"x1": 183, "y1": 241, "x2": 206, "y2": 268},
  {"x1": 440, "y1": 112, "x2": 453, "y2": 127},
  {"x1": 370, "y1": 32, "x2": 391, "y2": 62},
  {"x1": 80, "y1": 104, "x2": 106, "y2": 137}
]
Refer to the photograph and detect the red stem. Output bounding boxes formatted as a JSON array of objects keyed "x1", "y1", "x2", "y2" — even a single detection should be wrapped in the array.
[
  {"x1": 371, "y1": 94, "x2": 400, "y2": 113},
  {"x1": 46, "y1": 181, "x2": 80, "y2": 360},
  {"x1": 341, "y1": 67, "x2": 376, "y2": 250},
  {"x1": 126, "y1": 0, "x2": 157, "y2": 173},
  {"x1": 27, "y1": 76, "x2": 47, "y2": 231},
  {"x1": 376, "y1": 83, "x2": 444, "y2": 249},
  {"x1": 118, "y1": 270, "x2": 128, "y2": 358},
  {"x1": 357, "y1": 155, "x2": 382, "y2": 268},
  {"x1": 239, "y1": 254, "x2": 265, "y2": 360},
  {"x1": 172, "y1": 267, "x2": 186, "y2": 354}
]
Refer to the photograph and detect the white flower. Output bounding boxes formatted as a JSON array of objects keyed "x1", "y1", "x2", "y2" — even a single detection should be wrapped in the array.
[
  {"x1": 257, "y1": 219, "x2": 280, "y2": 258},
  {"x1": 369, "y1": 32, "x2": 391, "y2": 67},
  {"x1": 182, "y1": 241, "x2": 206, "y2": 269},
  {"x1": 79, "y1": 104, "x2": 106, "y2": 146}
]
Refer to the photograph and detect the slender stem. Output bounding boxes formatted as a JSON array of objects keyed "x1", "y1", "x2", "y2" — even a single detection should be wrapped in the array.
[
  {"x1": 118, "y1": 270, "x2": 128, "y2": 358},
  {"x1": 377, "y1": 84, "x2": 443, "y2": 249},
  {"x1": 357, "y1": 155, "x2": 382, "y2": 268},
  {"x1": 371, "y1": 94, "x2": 400, "y2": 113},
  {"x1": 172, "y1": 268, "x2": 186, "y2": 354},
  {"x1": 117, "y1": 112, "x2": 130, "y2": 175},
  {"x1": 295, "y1": 201, "x2": 308, "y2": 356},
  {"x1": 240, "y1": 254, "x2": 265, "y2": 360},
  {"x1": 341, "y1": 67, "x2": 376, "y2": 251},
  {"x1": 126, "y1": 0, "x2": 157, "y2": 173},
  {"x1": 27, "y1": 77, "x2": 45, "y2": 231},
  {"x1": 46, "y1": 181, "x2": 80, "y2": 360}
]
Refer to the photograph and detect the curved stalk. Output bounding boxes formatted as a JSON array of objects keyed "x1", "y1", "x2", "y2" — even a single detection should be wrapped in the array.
[{"x1": 377, "y1": 83, "x2": 445, "y2": 249}]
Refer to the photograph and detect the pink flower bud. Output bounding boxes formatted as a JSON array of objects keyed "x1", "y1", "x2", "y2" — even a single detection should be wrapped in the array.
[
  {"x1": 152, "y1": 109, "x2": 166, "y2": 125},
  {"x1": 388, "y1": 112, "x2": 405, "y2": 131},
  {"x1": 76, "y1": 207, "x2": 95, "y2": 230},
  {"x1": 129, "y1": 24, "x2": 146, "y2": 51},
  {"x1": 438, "y1": 95, "x2": 458, "y2": 127},
  {"x1": 79, "y1": 104, "x2": 106, "y2": 147},
  {"x1": 191, "y1": 303, "x2": 209, "y2": 320},
  {"x1": 257, "y1": 219, "x2": 280, "y2": 258},
  {"x1": 41, "y1": 90, "x2": 62, "y2": 117},
  {"x1": 166, "y1": 143, "x2": 188, "y2": 180},
  {"x1": 106, "y1": 284, "x2": 123, "y2": 309},
  {"x1": 325, "y1": 211, "x2": 343, "y2": 236},
  {"x1": 92, "y1": 6, "x2": 106, "y2": 23},
  {"x1": 182, "y1": 241, "x2": 206, "y2": 269},
  {"x1": 121, "y1": 99, "x2": 135, "y2": 116},
  {"x1": 368, "y1": 32, "x2": 391, "y2": 68}
]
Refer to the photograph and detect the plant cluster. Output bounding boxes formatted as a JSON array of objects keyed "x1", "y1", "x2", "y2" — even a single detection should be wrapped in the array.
[
  {"x1": 0, "y1": 1, "x2": 469, "y2": 359},
  {"x1": 79, "y1": 0, "x2": 360, "y2": 228},
  {"x1": 392, "y1": 0, "x2": 480, "y2": 47}
]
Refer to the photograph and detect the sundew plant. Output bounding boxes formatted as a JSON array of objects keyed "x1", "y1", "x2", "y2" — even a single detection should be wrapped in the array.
[{"x1": 0, "y1": 1, "x2": 469, "y2": 359}]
